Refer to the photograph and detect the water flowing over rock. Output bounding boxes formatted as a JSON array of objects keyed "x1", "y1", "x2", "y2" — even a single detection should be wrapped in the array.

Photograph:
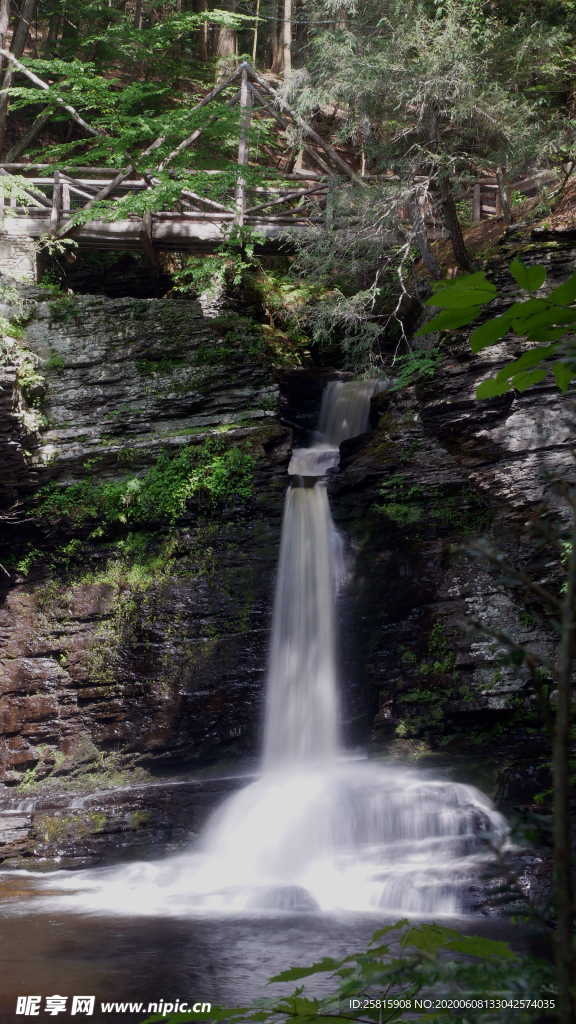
[
  {"x1": 30, "y1": 381, "x2": 508, "y2": 918},
  {"x1": 263, "y1": 483, "x2": 341, "y2": 767}
]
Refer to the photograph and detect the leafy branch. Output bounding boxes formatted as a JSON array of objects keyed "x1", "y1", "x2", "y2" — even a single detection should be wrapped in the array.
[
  {"x1": 418, "y1": 258, "x2": 576, "y2": 397},
  {"x1": 141, "y1": 919, "x2": 551, "y2": 1024}
]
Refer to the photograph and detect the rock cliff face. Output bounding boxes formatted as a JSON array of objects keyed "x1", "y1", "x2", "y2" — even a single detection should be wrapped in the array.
[
  {"x1": 330, "y1": 235, "x2": 575, "y2": 802},
  {"x1": 0, "y1": 232, "x2": 574, "y2": 866},
  {"x1": 0, "y1": 284, "x2": 288, "y2": 789}
]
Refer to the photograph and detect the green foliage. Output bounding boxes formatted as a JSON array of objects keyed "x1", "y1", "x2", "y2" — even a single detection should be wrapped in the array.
[
  {"x1": 135, "y1": 357, "x2": 185, "y2": 377},
  {"x1": 0, "y1": 173, "x2": 50, "y2": 210},
  {"x1": 0, "y1": 315, "x2": 25, "y2": 343},
  {"x1": 375, "y1": 475, "x2": 490, "y2": 535},
  {"x1": 171, "y1": 228, "x2": 266, "y2": 297},
  {"x1": 48, "y1": 295, "x2": 80, "y2": 323},
  {"x1": 35, "y1": 236, "x2": 78, "y2": 260},
  {"x1": 141, "y1": 920, "x2": 554, "y2": 1024},
  {"x1": 14, "y1": 547, "x2": 43, "y2": 577},
  {"x1": 45, "y1": 351, "x2": 66, "y2": 371},
  {"x1": 35, "y1": 440, "x2": 255, "y2": 530},
  {"x1": 419, "y1": 260, "x2": 576, "y2": 397},
  {"x1": 389, "y1": 347, "x2": 443, "y2": 391},
  {"x1": 16, "y1": 354, "x2": 45, "y2": 406}
]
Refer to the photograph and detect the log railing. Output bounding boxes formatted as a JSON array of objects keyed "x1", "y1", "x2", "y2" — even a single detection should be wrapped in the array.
[
  {"x1": 0, "y1": 163, "x2": 330, "y2": 232},
  {"x1": 0, "y1": 163, "x2": 557, "y2": 247}
]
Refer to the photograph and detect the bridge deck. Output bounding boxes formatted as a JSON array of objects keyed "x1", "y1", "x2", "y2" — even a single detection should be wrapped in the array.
[
  {"x1": 0, "y1": 165, "x2": 329, "y2": 252},
  {"x1": 0, "y1": 165, "x2": 555, "y2": 255}
]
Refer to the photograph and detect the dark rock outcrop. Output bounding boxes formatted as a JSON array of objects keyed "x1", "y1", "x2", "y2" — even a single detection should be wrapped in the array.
[{"x1": 0, "y1": 283, "x2": 288, "y2": 785}]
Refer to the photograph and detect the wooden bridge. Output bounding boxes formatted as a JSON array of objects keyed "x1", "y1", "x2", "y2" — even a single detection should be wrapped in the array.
[
  {"x1": 0, "y1": 163, "x2": 554, "y2": 259},
  {"x1": 0, "y1": 59, "x2": 556, "y2": 270},
  {"x1": 0, "y1": 163, "x2": 333, "y2": 253},
  {"x1": 0, "y1": 62, "x2": 362, "y2": 260}
]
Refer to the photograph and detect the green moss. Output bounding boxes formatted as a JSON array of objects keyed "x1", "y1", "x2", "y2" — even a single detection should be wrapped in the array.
[
  {"x1": 34, "y1": 438, "x2": 256, "y2": 531},
  {"x1": 129, "y1": 810, "x2": 151, "y2": 829},
  {"x1": 374, "y1": 474, "x2": 492, "y2": 534},
  {"x1": 48, "y1": 295, "x2": 80, "y2": 323},
  {"x1": 45, "y1": 350, "x2": 65, "y2": 371},
  {"x1": 16, "y1": 354, "x2": 45, "y2": 406},
  {"x1": 135, "y1": 357, "x2": 186, "y2": 376},
  {"x1": 0, "y1": 315, "x2": 25, "y2": 341},
  {"x1": 35, "y1": 810, "x2": 108, "y2": 844}
]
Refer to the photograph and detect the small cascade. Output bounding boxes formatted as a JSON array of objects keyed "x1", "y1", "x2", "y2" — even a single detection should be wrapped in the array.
[
  {"x1": 316, "y1": 379, "x2": 380, "y2": 445},
  {"x1": 28, "y1": 378, "x2": 508, "y2": 919}
]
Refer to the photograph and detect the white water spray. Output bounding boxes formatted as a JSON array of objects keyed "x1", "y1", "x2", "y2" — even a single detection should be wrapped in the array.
[{"x1": 25, "y1": 379, "x2": 507, "y2": 918}]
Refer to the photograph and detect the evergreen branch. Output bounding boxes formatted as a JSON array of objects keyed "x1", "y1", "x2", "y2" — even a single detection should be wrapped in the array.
[{"x1": 0, "y1": 49, "x2": 103, "y2": 138}]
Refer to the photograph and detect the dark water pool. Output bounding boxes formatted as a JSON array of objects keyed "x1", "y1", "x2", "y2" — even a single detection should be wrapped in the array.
[{"x1": 0, "y1": 879, "x2": 548, "y2": 1024}]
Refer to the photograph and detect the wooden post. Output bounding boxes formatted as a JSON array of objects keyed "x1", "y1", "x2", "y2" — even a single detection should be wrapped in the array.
[
  {"x1": 496, "y1": 166, "x2": 512, "y2": 225},
  {"x1": 235, "y1": 64, "x2": 252, "y2": 227},
  {"x1": 50, "y1": 169, "x2": 62, "y2": 230},
  {"x1": 472, "y1": 182, "x2": 481, "y2": 223},
  {"x1": 141, "y1": 210, "x2": 157, "y2": 266},
  {"x1": 62, "y1": 178, "x2": 70, "y2": 217}
]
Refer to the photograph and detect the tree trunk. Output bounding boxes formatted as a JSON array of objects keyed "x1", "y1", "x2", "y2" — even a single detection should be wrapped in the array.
[
  {"x1": 215, "y1": 0, "x2": 237, "y2": 58},
  {"x1": 281, "y1": 0, "x2": 292, "y2": 76},
  {"x1": 0, "y1": 0, "x2": 37, "y2": 156},
  {"x1": 437, "y1": 172, "x2": 472, "y2": 272},
  {"x1": 252, "y1": 0, "x2": 260, "y2": 63},
  {"x1": 10, "y1": 0, "x2": 35, "y2": 56},
  {"x1": 0, "y1": 0, "x2": 9, "y2": 76},
  {"x1": 409, "y1": 194, "x2": 441, "y2": 279},
  {"x1": 270, "y1": 0, "x2": 283, "y2": 74},
  {"x1": 42, "y1": 13, "x2": 62, "y2": 58},
  {"x1": 5, "y1": 103, "x2": 51, "y2": 160},
  {"x1": 199, "y1": 0, "x2": 209, "y2": 59}
]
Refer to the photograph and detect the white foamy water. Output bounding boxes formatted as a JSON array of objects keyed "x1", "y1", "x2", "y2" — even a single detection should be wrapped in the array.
[
  {"x1": 3, "y1": 379, "x2": 509, "y2": 919},
  {"x1": 17, "y1": 761, "x2": 506, "y2": 918},
  {"x1": 317, "y1": 380, "x2": 381, "y2": 446},
  {"x1": 263, "y1": 482, "x2": 342, "y2": 768}
]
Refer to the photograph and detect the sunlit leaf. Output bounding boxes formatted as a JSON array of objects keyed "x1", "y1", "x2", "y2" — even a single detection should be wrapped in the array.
[
  {"x1": 475, "y1": 376, "x2": 510, "y2": 399},
  {"x1": 469, "y1": 313, "x2": 513, "y2": 351},
  {"x1": 269, "y1": 959, "x2": 340, "y2": 983},
  {"x1": 494, "y1": 345, "x2": 556, "y2": 379},
  {"x1": 425, "y1": 272, "x2": 497, "y2": 309},
  {"x1": 401, "y1": 923, "x2": 460, "y2": 954},
  {"x1": 415, "y1": 307, "x2": 481, "y2": 335},
  {"x1": 511, "y1": 368, "x2": 548, "y2": 391},
  {"x1": 509, "y1": 258, "x2": 546, "y2": 293},
  {"x1": 522, "y1": 326, "x2": 567, "y2": 342},
  {"x1": 547, "y1": 273, "x2": 576, "y2": 306},
  {"x1": 520, "y1": 307, "x2": 576, "y2": 335},
  {"x1": 443, "y1": 935, "x2": 517, "y2": 960},
  {"x1": 552, "y1": 362, "x2": 574, "y2": 392}
]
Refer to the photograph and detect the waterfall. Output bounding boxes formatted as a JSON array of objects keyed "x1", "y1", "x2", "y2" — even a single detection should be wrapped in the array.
[
  {"x1": 264, "y1": 379, "x2": 379, "y2": 768},
  {"x1": 171, "y1": 378, "x2": 507, "y2": 916},
  {"x1": 263, "y1": 483, "x2": 341, "y2": 767},
  {"x1": 316, "y1": 379, "x2": 379, "y2": 445},
  {"x1": 39, "y1": 379, "x2": 508, "y2": 919}
]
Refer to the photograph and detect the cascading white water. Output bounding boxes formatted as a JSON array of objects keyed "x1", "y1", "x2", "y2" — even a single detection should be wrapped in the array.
[
  {"x1": 263, "y1": 482, "x2": 341, "y2": 767},
  {"x1": 316, "y1": 379, "x2": 379, "y2": 445},
  {"x1": 30, "y1": 379, "x2": 508, "y2": 919}
]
